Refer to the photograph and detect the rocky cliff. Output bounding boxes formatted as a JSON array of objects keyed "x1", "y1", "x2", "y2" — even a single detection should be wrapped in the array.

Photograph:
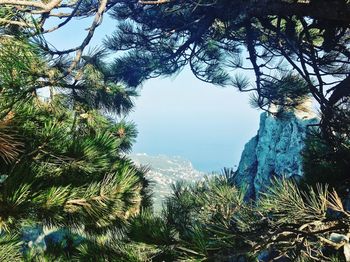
[{"x1": 236, "y1": 108, "x2": 317, "y2": 199}]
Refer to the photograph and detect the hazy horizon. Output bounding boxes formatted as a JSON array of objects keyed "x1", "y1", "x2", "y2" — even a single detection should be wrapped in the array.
[{"x1": 127, "y1": 67, "x2": 260, "y2": 172}]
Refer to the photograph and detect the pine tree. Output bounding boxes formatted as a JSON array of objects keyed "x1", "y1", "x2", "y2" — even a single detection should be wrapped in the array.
[
  {"x1": 105, "y1": 0, "x2": 350, "y2": 142},
  {"x1": 0, "y1": 31, "x2": 152, "y2": 260},
  {"x1": 127, "y1": 171, "x2": 350, "y2": 261}
]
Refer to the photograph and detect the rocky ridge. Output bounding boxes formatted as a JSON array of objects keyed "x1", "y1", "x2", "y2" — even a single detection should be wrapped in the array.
[{"x1": 235, "y1": 104, "x2": 318, "y2": 199}]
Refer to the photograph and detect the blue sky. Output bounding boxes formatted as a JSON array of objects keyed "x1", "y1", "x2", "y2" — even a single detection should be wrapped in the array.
[{"x1": 44, "y1": 15, "x2": 261, "y2": 172}]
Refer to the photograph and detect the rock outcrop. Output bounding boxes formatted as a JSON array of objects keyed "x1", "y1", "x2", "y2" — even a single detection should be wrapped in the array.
[{"x1": 236, "y1": 107, "x2": 317, "y2": 199}]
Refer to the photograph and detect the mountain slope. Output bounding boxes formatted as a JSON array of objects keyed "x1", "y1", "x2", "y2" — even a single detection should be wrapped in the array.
[{"x1": 130, "y1": 153, "x2": 204, "y2": 210}]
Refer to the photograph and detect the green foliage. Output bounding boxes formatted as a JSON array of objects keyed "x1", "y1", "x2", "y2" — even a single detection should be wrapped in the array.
[
  {"x1": 258, "y1": 178, "x2": 328, "y2": 224},
  {"x1": 249, "y1": 73, "x2": 310, "y2": 113},
  {"x1": 0, "y1": 121, "x2": 23, "y2": 164},
  {"x1": 302, "y1": 128, "x2": 350, "y2": 195},
  {"x1": 0, "y1": 33, "x2": 153, "y2": 260},
  {"x1": 124, "y1": 172, "x2": 350, "y2": 261},
  {"x1": 128, "y1": 209, "x2": 175, "y2": 245},
  {"x1": 0, "y1": 234, "x2": 22, "y2": 261},
  {"x1": 106, "y1": 0, "x2": 350, "y2": 141},
  {"x1": 0, "y1": 36, "x2": 49, "y2": 116},
  {"x1": 1, "y1": 2, "x2": 349, "y2": 261},
  {"x1": 125, "y1": 171, "x2": 255, "y2": 261},
  {"x1": 0, "y1": 96, "x2": 152, "y2": 257}
]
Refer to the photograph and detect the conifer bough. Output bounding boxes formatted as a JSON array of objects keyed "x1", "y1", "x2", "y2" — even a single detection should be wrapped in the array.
[{"x1": 106, "y1": 0, "x2": 350, "y2": 142}]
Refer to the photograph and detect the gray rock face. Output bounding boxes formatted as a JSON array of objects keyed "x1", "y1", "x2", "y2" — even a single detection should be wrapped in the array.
[{"x1": 236, "y1": 111, "x2": 317, "y2": 199}]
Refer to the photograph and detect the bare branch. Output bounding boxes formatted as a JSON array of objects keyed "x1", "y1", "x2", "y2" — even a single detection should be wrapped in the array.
[
  {"x1": 65, "y1": 0, "x2": 108, "y2": 74},
  {"x1": 43, "y1": 0, "x2": 83, "y2": 34}
]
